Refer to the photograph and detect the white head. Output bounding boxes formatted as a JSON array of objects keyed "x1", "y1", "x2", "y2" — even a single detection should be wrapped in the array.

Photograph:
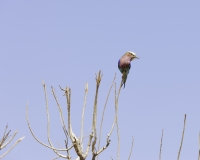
[{"x1": 125, "y1": 51, "x2": 139, "y2": 61}]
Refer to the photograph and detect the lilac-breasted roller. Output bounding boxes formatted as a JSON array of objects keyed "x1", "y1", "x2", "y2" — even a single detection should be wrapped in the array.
[{"x1": 118, "y1": 51, "x2": 139, "y2": 88}]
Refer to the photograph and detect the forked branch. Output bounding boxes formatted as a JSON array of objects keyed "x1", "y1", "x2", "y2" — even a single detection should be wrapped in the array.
[
  {"x1": 60, "y1": 86, "x2": 88, "y2": 160},
  {"x1": 26, "y1": 82, "x2": 74, "y2": 159},
  {"x1": 115, "y1": 79, "x2": 123, "y2": 160},
  {"x1": 27, "y1": 71, "x2": 120, "y2": 160}
]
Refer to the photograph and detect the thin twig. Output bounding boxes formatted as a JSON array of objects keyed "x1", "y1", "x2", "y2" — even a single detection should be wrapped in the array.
[
  {"x1": 96, "y1": 134, "x2": 111, "y2": 155},
  {"x1": 177, "y1": 114, "x2": 186, "y2": 160},
  {"x1": 98, "y1": 73, "x2": 116, "y2": 156},
  {"x1": 0, "y1": 136, "x2": 25, "y2": 159},
  {"x1": 198, "y1": 132, "x2": 200, "y2": 160},
  {"x1": 96, "y1": 82, "x2": 117, "y2": 158},
  {"x1": 0, "y1": 125, "x2": 11, "y2": 149},
  {"x1": 159, "y1": 129, "x2": 164, "y2": 160},
  {"x1": 0, "y1": 125, "x2": 24, "y2": 159},
  {"x1": 56, "y1": 142, "x2": 64, "y2": 149},
  {"x1": 26, "y1": 103, "x2": 70, "y2": 151},
  {"x1": 128, "y1": 136, "x2": 134, "y2": 160},
  {"x1": 104, "y1": 86, "x2": 118, "y2": 150},
  {"x1": 108, "y1": 115, "x2": 116, "y2": 139},
  {"x1": 116, "y1": 80, "x2": 123, "y2": 160},
  {"x1": 55, "y1": 142, "x2": 73, "y2": 153},
  {"x1": 52, "y1": 157, "x2": 60, "y2": 160},
  {"x1": 52, "y1": 86, "x2": 70, "y2": 149},
  {"x1": 3, "y1": 125, "x2": 9, "y2": 137},
  {"x1": 80, "y1": 82, "x2": 89, "y2": 150},
  {"x1": 85, "y1": 132, "x2": 93, "y2": 156},
  {"x1": 1, "y1": 131, "x2": 17, "y2": 149},
  {"x1": 91, "y1": 71, "x2": 103, "y2": 160},
  {"x1": 92, "y1": 71, "x2": 102, "y2": 157},
  {"x1": 43, "y1": 83, "x2": 69, "y2": 158},
  {"x1": 65, "y1": 140, "x2": 71, "y2": 159},
  {"x1": 43, "y1": 82, "x2": 53, "y2": 147},
  {"x1": 96, "y1": 114, "x2": 116, "y2": 156},
  {"x1": 61, "y1": 86, "x2": 86, "y2": 160},
  {"x1": 26, "y1": 88, "x2": 72, "y2": 158}
]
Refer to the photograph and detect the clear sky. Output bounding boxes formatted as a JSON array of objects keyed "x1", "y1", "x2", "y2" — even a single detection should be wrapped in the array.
[{"x1": 0, "y1": 1, "x2": 200, "y2": 159}]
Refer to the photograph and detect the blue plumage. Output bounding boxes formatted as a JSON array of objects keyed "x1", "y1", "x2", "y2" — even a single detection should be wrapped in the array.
[{"x1": 118, "y1": 51, "x2": 138, "y2": 88}]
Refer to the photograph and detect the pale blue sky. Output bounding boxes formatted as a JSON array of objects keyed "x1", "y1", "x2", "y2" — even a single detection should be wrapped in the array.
[{"x1": 0, "y1": 1, "x2": 200, "y2": 159}]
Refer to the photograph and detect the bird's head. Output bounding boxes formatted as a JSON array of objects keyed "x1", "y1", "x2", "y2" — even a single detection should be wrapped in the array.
[{"x1": 125, "y1": 51, "x2": 139, "y2": 61}]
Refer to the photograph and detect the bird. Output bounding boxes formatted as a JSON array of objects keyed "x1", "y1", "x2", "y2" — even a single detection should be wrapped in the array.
[{"x1": 118, "y1": 51, "x2": 139, "y2": 88}]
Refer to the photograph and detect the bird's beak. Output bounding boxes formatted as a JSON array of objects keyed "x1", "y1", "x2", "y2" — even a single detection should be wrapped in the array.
[{"x1": 136, "y1": 56, "x2": 139, "y2": 59}]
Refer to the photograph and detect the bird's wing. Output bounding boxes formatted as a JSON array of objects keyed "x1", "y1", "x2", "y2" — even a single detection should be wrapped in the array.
[{"x1": 118, "y1": 59, "x2": 120, "y2": 69}]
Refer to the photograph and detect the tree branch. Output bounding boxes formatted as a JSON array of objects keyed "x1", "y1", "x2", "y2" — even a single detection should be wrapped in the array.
[
  {"x1": 177, "y1": 114, "x2": 186, "y2": 160},
  {"x1": 128, "y1": 136, "x2": 134, "y2": 160},
  {"x1": 0, "y1": 136, "x2": 24, "y2": 159},
  {"x1": 91, "y1": 71, "x2": 102, "y2": 159},
  {"x1": 80, "y1": 82, "x2": 89, "y2": 150},
  {"x1": 60, "y1": 86, "x2": 86, "y2": 160},
  {"x1": 26, "y1": 102, "x2": 72, "y2": 152},
  {"x1": 159, "y1": 129, "x2": 164, "y2": 160},
  {"x1": 42, "y1": 82, "x2": 70, "y2": 158},
  {"x1": 0, "y1": 126, "x2": 14, "y2": 150},
  {"x1": 52, "y1": 86, "x2": 70, "y2": 145},
  {"x1": 115, "y1": 81, "x2": 123, "y2": 160},
  {"x1": 98, "y1": 74, "x2": 116, "y2": 154}
]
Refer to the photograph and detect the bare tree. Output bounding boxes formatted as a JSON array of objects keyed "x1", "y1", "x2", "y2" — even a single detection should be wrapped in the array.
[
  {"x1": 0, "y1": 125, "x2": 24, "y2": 159},
  {"x1": 26, "y1": 71, "x2": 134, "y2": 159}
]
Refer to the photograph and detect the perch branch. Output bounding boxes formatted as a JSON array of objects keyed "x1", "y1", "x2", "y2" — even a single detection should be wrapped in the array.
[
  {"x1": 98, "y1": 74, "x2": 116, "y2": 153},
  {"x1": 116, "y1": 80, "x2": 122, "y2": 160},
  {"x1": 96, "y1": 82, "x2": 117, "y2": 158},
  {"x1": 96, "y1": 76, "x2": 117, "y2": 160}
]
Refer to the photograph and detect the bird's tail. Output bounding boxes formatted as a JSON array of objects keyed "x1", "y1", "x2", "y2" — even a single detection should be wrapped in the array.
[{"x1": 121, "y1": 74, "x2": 127, "y2": 88}]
